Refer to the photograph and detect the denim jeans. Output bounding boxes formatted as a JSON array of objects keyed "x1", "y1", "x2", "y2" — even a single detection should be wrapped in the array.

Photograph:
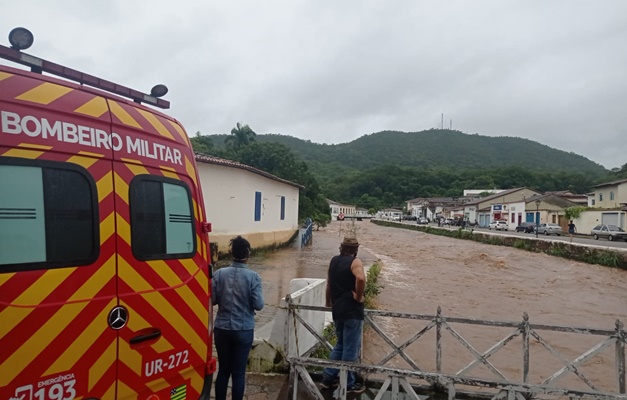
[
  {"x1": 323, "y1": 319, "x2": 364, "y2": 388},
  {"x1": 214, "y1": 328, "x2": 254, "y2": 400}
]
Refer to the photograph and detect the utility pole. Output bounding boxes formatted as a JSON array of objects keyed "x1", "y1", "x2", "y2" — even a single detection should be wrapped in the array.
[
  {"x1": 441, "y1": 113, "x2": 444, "y2": 129},
  {"x1": 450, "y1": 118, "x2": 452, "y2": 130}
]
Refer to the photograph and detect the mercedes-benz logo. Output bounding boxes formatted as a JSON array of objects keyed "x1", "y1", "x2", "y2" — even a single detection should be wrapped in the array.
[{"x1": 108, "y1": 306, "x2": 128, "y2": 330}]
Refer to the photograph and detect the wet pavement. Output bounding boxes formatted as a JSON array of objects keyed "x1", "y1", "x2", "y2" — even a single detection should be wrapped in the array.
[{"x1": 208, "y1": 373, "x2": 290, "y2": 400}]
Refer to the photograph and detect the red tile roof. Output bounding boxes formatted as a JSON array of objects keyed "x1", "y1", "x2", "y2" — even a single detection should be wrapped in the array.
[{"x1": 195, "y1": 153, "x2": 304, "y2": 189}]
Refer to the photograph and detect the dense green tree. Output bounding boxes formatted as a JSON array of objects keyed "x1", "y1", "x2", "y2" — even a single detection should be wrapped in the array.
[
  {"x1": 225, "y1": 122, "x2": 256, "y2": 149},
  {"x1": 190, "y1": 131, "x2": 215, "y2": 155}
]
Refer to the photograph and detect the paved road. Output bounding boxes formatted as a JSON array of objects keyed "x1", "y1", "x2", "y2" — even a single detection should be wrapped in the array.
[{"x1": 398, "y1": 220, "x2": 627, "y2": 251}]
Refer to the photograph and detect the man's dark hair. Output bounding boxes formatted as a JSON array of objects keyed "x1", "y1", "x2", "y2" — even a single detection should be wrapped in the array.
[
  {"x1": 230, "y1": 235, "x2": 251, "y2": 261},
  {"x1": 340, "y1": 244, "x2": 359, "y2": 257}
]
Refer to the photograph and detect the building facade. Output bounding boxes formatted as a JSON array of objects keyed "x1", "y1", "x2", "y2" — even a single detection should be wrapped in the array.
[{"x1": 196, "y1": 155, "x2": 301, "y2": 255}]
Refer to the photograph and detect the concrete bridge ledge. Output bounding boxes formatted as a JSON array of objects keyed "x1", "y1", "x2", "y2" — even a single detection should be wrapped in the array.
[{"x1": 249, "y1": 278, "x2": 328, "y2": 373}]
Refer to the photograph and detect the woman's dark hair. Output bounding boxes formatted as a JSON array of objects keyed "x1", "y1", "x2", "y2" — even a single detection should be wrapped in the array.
[{"x1": 230, "y1": 235, "x2": 251, "y2": 261}]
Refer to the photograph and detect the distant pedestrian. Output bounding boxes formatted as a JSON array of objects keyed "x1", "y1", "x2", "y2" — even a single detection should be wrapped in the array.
[
  {"x1": 568, "y1": 220, "x2": 577, "y2": 242},
  {"x1": 212, "y1": 236, "x2": 264, "y2": 400},
  {"x1": 568, "y1": 220, "x2": 576, "y2": 234},
  {"x1": 321, "y1": 236, "x2": 366, "y2": 394}
]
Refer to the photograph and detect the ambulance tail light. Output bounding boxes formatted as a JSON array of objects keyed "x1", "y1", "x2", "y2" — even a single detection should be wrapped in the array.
[{"x1": 1, "y1": 27, "x2": 170, "y2": 109}]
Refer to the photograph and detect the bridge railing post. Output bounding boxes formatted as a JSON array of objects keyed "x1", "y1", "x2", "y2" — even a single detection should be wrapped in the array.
[
  {"x1": 436, "y1": 306, "x2": 442, "y2": 373},
  {"x1": 617, "y1": 319, "x2": 625, "y2": 394},
  {"x1": 522, "y1": 312, "x2": 529, "y2": 384}
]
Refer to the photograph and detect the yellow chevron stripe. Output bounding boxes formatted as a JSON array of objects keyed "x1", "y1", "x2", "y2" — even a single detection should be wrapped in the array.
[
  {"x1": 124, "y1": 304, "x2": 173, "y2": 353},
  {"x1": 74, "y1": 96, "x2": 108, "y2": 117},
  {"x1": 89, "y1": 331, "x2": 117, "y2": 391},
  {"x1": 190, "y1": 370, "x2": 204, "y2": 397},
  {"x1": 102, "y1": 383, "x2": 116, "y2": 400},
  {"x1": 100, "y1": 212, "x2": 115, "y2": 245},
  {"x1": 1, "y1": 302, "x2": 88, "y2": 384},
  {"x1": 166, "y1": 119, "x2": 189, "y2": 144},
  {"x1": 142, "y1": 292, "x2": 205, "y2": 359},
  {"x1": 9, "y1": 267, "x2": 73, "y2": 307},
  {"x1": 0, "y1": 307, "x2": 31, "y2": 343},
  {"x1": 116, "y1": 381, "x2": 135, "y2": 400},
  {"x1": 160, "y1": 169, "x2": 178, "y2": 179},
  {"x1": 71, "y1": 255, "x2": 115, "y2": 302},
  {"x1": 146, "y1": 260, "x2": 184, "y2": 287},
  {"x1": 145, "y1": 377, "x2": 171, "y2": 395},
  {"x1": 78, "y1": 150, "x2": 105, "y2": 158},
  {"x1": 178, "y1": 258, "x2": 200, "y2": 278},
  {"x1": 97, "y1": 171, "x2": 114, "y2": 203},
  {"x1": 118, "y1": 256, "x2": 205, "y2": 357},
  {"x1": 175, "y1": 278, "x2": 208, "y2": 324},
  {"x1": 2, "y1": 148, "x2": 44, "y2": 159},
  {"x1": 113, "y1": 171, "x2": 129, "y2": 202},
  {"x1": 0, "y1": 272, "x2": 15, "y2": 286},
  {"x1": 118, "y1": 256, "x2": 152, "y2": 292},
  {"x1": 15, "y1": 82, "x2": 73, "y2": 104},
  {"x1": 136, "y1": 109, "x2": 175, "y2": 140},
  {"x1": 0, "y1": 71, "x2": 13, "y2": 81},
  {"x1": 185, "y1": 156, "x2": 197, "y2": 187},
  {"x1": 192, "y1": 198, "x2": 199, "y2": 220},
  {"x1": 119, "y1": 157, "x2": 143, "y2": 165},
  {"x1": 67, "y1": 154, "x2": 99, "y2": 169},
  {"x1": 44, "y1": 297, "x2": 113, "y2": 375},
  {"x1": 194, "y1": 272, "x2": 208, "y2": 296},
  {"x1": 124, "y1": 161, "x2": 149, "y2": 176},
  {"x1": 116, "y1": 213, "x2": 131, "y2": 245},
  {"x1": 109, "y1": 101, "x2": 141, "y2": 128},
  {"x1": 17, "y1": 143, "x2": 52, "y2": 150},
  {"x1": 118, "y1": 331, "x2": 143, "y2": 374},
  {"x1": 196, "y1": 235, "x2": 203, "y2": 259}
]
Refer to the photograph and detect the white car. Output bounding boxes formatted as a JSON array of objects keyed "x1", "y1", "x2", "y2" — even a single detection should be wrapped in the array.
[{"x1": 489, "y1": 221, "x2": 509, "y2": 231}]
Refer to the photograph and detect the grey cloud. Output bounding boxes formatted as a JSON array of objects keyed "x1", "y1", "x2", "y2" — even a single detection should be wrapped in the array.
[{"x1": 1, "y1": 0, "x2": 625, "y2": 168}]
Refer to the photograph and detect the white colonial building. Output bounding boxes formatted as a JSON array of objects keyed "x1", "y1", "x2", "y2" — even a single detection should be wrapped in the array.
[
  {"x1": 328, "y1": 200, "x2": 356, "y2": 220},
  {"x1": 196, "y1": 155, "x2": 302, "y2": 256}
]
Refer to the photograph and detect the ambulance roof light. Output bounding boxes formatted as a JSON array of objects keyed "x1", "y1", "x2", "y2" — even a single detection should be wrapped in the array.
[
  {"x1": 151, "y1": 84, "x2": 168, "y2": 98},
  {"x1": 0, "y1": 28, "x2": 170, "y2": 109},
  {"x1": 9, "y1": 27, "x2": 33, "y2": 50}
]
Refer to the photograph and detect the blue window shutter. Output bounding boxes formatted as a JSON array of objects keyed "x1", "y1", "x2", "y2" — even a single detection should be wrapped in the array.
[
  {"x1": 255, "y1": 191, "x2": 262, "y2": 221},
  {"x1": 280, "y1": 196, "x2": 285, "y2": 220}
]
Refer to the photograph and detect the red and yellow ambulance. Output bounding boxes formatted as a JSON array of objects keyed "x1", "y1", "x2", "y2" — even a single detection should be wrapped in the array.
[{"x1": 0, "y1": 28, "x2": 216, "y2": 400}]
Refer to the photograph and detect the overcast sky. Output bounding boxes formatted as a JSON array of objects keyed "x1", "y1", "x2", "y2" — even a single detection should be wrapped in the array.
[{"x1": 2, "y1": 1, "x2": 626, "y2": 169}]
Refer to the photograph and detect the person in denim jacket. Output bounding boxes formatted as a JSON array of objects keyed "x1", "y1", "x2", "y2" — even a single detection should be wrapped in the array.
[{"x1": 212, "y1": 236, "x2": 264, "y2": 400}]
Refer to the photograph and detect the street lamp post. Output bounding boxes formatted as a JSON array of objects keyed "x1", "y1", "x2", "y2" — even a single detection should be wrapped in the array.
[{"x1": 535, "y1": 199, "x2": 541, "y2": 238}]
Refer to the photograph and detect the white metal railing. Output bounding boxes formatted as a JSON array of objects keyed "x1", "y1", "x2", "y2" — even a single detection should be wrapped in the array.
[{"x1": 285, "y1": 300, "x2": 626, "y2": 400}]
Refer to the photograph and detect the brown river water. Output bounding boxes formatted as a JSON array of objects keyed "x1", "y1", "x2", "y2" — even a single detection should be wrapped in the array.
[{"x1": 245, "y1": 220, "x2": 627, "y2": 394}]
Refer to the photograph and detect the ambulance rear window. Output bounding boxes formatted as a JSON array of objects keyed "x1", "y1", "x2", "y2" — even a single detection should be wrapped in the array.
[
  {"x1": 0, "y1": 158, "x2": 99, "y2": 272},
  {"x1": 130, "y1": 176, "x2": 195, "y2": 260}
]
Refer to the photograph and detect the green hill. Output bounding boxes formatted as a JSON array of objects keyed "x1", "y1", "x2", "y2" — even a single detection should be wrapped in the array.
[{"x1": 209, "y1": 129, "x2": 607, "y2": 176}]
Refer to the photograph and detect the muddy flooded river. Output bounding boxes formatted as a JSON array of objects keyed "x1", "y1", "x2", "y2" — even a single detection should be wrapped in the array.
[{"x1": 246, "y1": 220, "x2": 627, "y2": 394}]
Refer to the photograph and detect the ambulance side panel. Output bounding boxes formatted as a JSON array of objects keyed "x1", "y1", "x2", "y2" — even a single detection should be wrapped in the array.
[
  {"x1": 0, "y1": 68, "x2": 118, "y2": 399},
  {"x1": 0, "y1": 65, "x2": 213, "y2": 400},
  {"x1": 105, "y1": 98, "x2": 210, "y2": 400}
]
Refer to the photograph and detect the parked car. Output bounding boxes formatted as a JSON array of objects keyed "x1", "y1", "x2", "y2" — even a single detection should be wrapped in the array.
[
  {"x1": 417, "y1": 217, "x2": 429, "y2": 225},
  {"x1": 591, "y1": 224, "x2": 627, "y2": 241},
  {"x1": 515, "y1": 222, "x2": 536, "y2": 233},
  {"x1": 536, "y1": 223, "x2": 563, "y2": 236},
  {"x1": 489, "y1": 221, "x2": 509, "y2": 231}
]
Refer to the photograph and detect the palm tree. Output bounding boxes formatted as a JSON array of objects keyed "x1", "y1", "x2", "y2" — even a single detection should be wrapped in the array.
[{"x1": 225, "y1": 122, "x2": 256, "y2": 149}]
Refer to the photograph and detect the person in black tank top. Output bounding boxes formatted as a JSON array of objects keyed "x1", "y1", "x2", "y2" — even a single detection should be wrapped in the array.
[{"x1": 321, "y1": 236, "x2": 366, "y2": 394}]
